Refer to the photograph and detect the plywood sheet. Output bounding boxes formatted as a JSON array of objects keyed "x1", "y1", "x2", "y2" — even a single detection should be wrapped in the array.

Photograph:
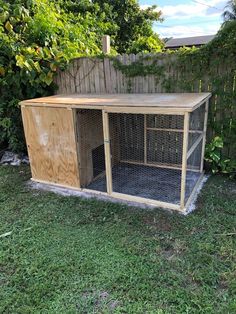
[
  {"x1": 20, "y1": 93, "x2": 211, "y2": 112},
  {"x1": 21, "y1": 106, "x2": 80, "y2": 187}
]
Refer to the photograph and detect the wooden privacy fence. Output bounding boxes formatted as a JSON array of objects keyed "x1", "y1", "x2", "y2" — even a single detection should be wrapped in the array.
[
  {"x1": 55, "y1": 55, "x2": 167, "y2": 94},
  {"x1": 54, "y1": 54, "x2": 236, "y2": 159}
]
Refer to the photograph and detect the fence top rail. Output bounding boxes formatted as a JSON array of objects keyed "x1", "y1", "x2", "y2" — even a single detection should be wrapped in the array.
[{"x1": 20, "y1": 93, "x2": 211, "y2": 112}]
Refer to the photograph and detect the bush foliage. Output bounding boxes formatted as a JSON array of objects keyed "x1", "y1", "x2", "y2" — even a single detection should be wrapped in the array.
[
  {"x1": 0, "y1": 0, "x2": 103, "y2": 151},
  {"x1": 0, "y1": 0, "x2": 163, "y2": 152}
]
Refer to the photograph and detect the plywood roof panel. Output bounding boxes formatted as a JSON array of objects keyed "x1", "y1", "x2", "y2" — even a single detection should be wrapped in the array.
[{"x1": 20, "y1": 93, "x2": 211, "y2": 112}]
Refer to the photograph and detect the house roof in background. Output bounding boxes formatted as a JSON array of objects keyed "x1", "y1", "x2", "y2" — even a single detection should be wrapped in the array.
[{"x1": 165, "y1": 35, "x2": 215, "y2": 48}]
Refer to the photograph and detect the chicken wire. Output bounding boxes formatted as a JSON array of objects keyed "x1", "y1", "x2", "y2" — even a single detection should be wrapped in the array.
[
  {"x1": 108, "y1": 113, "x2": 184, "y2": 204},
  {"x1": 185, "y1": 104, "x2": 206, "y2": 201},
  {"x1": 77, "y1": 105, "x2": 206, "y2": 208}
]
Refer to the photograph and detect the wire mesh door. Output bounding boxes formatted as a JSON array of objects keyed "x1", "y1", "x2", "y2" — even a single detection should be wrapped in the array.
[
  {"x1": 75, "y1": 109, "x2": 107, "y2": 193},
  {"x1": 108, "y1": 113, "x2": 185, "y2": 205}
]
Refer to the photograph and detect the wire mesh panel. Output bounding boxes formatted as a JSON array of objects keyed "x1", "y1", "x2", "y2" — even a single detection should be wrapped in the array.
[
  {"x1": 187, "y1": 139, "x2": 202, "y2": 171},
  {"x1": 188, "y1": 104, "x2": 205, "y2": 150},
  {"x1": 185, "y1": 139, "x2": 203, "y2": 201},
  {"x1": 190, "y1": 104, "x2": 205, "y2": 131},
  {"x1": 185, "y1": 103, "x2": 206, "y2": 202},
  {"x1": 108, "y1": 113, "x2": 184, "y2": 205},
  {"x1": 75, "y1": 109, "x2": 107, "y2": 192},
  {"x1": 118, "y1": 114, "x2": 144, "y2": 162},
  {"x1": 147, "y1": 115, "x2": 184, "y2": 166}
]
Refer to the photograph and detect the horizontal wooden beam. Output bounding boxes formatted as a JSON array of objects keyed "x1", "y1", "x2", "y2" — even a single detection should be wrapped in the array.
[
  {"x1": 111, "y1": 192, "x2": 181, "y2": 211},
  {"x1": 103, "y1": 107, "x2": 186, "y2": 115},
  {"x1": 20, "y1": 102, "x2": 186, "y2": 114},
  {"x1": 121, "y1": 159, "x2": 182, "y2": 170},
  {"x1": 120, "y1": 159, "x2": 201, "y2": 172},
  {"x1": 147, "y1": 127, "x2": 203, "y2": 134}
]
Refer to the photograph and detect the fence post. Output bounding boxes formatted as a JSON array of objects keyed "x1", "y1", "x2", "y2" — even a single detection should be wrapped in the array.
[{"x1": 102, "y1": 35, "x2": 111, "y2": 54}]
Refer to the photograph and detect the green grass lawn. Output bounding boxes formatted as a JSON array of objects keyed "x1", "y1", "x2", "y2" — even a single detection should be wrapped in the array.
[{"x1": 0, "y1": 166, "x2": 235, "y2": 313}]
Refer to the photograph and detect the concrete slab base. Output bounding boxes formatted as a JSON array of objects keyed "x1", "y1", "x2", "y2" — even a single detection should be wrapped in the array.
[{"x1": 28, "y1": 172, "x2": 209, "y2": 215}]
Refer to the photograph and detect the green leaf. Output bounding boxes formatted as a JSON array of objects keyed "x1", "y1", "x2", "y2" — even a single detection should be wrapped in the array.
[
  {"x1": 50, "y1": 63, "x2": 57, "y2": 72},
  {"x1": 0, "y1": 67, "x2": 5, "y2": 76},
  {"x1": 15, "y1": 55, "x2": 25, "y2": 68},
  {"x1": 24, "y1": 60, "x2": 32, "y2": 71},
  {"x1": 0, "y1": 117, "x2": 11, "y2": 128},
  {"x1": 44, "y1": 71, "x2": 53, "y2": 85},
  {"x1": 213, "y1": 136, "x2": 224, "y2": 148},
  {"x1": 5, "y1": 21, "x2": 13, "y2": 32},
  {"x1": 0, "y1": 11, "x2": 9, "y2": 23},
  {"x1": 211, "y1": 151, "x2": 221, "y2": 163},
  {"x1": 34, "y1": 61, "x2": 41, "y2": 73}
]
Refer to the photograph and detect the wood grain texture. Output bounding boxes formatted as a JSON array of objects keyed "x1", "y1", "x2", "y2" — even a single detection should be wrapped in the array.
[
  {"x1": 103, "y1": 111, "x2": 113, "y2": 194},
  {"x1": 111, "y1": 192, "x2": 181, "y2": 211},
  {"x1": 20, "y1": 93, "x2": 211, "y2": 112},
  {"x1": 21, "y1": 106, "x2": 80, "y2": 187},
  {"x1": 180, "y1": 112, "x2": 190, "y2": 209}
]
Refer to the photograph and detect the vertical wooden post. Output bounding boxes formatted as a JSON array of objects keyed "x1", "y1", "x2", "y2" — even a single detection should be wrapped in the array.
[
  {"x1": 102, "y1": 110, "x2": 112, "y2": 194},
  {"x1": 72, "y1": 109, "x2": 81, "y2": 185},
  {"x1": 180, "y1": 112, "x2": 190, "y2": 210},
  {"x1": 144, "y1": 114, "x2": 147, "y2": 164},
  {"x1": 102, "y1": 35, "x2": 111, "y2": 54},
  {"x1": 200, "y1": 100, "x2": 209, "y2": 172}
]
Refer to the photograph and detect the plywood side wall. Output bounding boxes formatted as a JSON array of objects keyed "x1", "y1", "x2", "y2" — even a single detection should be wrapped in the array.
[{"x1": 21, "y1": 106, "x2": 80, "y2": 187}]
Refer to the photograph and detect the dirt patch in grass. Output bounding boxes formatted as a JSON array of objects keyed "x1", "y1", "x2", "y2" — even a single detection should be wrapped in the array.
[
  {"x1": 77, "y1": 290, "x2": 120, "y2": 312},
  {"x1": 143, "y1": 215, "x2": 173, "y2": 232}
]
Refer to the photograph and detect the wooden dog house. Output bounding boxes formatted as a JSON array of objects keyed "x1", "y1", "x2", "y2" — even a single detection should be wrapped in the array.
[{"x1": 20, "y1": 93, "x2": 211, "y2": 213}]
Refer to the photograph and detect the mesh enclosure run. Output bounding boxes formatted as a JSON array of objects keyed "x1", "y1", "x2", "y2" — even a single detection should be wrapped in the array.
[
  {"x1": 107, "y1": 113, "x2": 184, "y2": 204},
  {"x1": 76, "y1": 103, "x2": 206, "y2": 209}
]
